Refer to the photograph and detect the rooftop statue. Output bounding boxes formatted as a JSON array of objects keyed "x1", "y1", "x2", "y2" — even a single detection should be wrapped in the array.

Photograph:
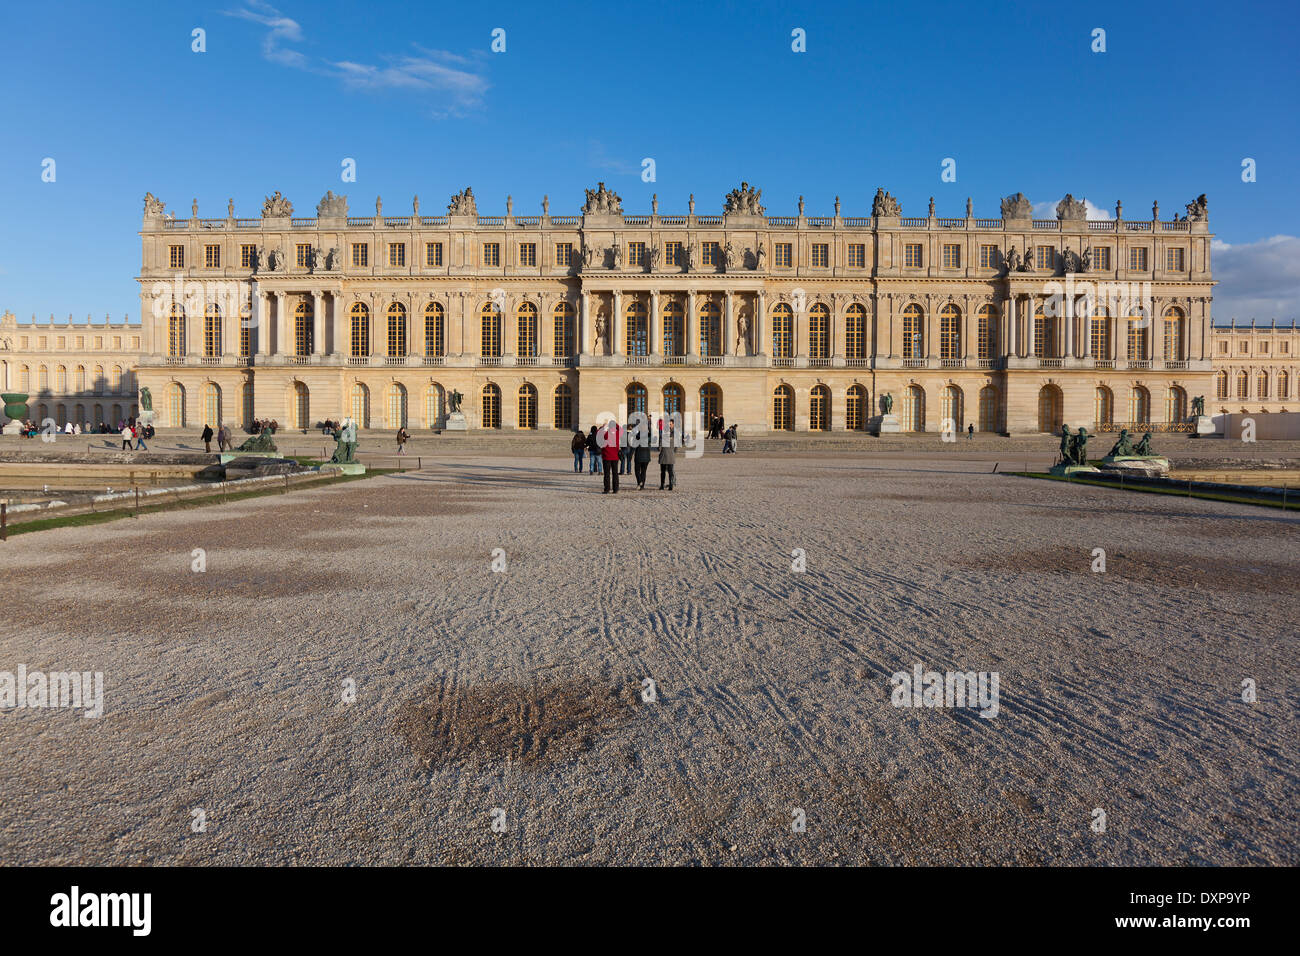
[
  {"x1": 316, "y1": 191, "x2": 348, "y2": 217},
  {"x1": 1185, "y1": 193, "x2": 1208, "y2": 221},
  {"x1": 582, "y1": 182, "x2": 623, "y2": 216},
  {"x1": 871, "y1": 188, "x2": 901, "y2": 218},
  {"x1": 448, "y1": 187, "x2": 477, "y2": 217},
  {"x1": 723, "y1": 182, "x2": 765, "y2": 216},
  {"x1": 1000, "y1": 192, "x2": 1032, "y2": 220},
  {"x1": 143, "y1": 193, "x2": 166, "y2": 217},
  {"x1": 261, "y1": 191, "x2": 293, "y2": 218},
  {"x1": 1056, "y1": 194, "x2": 1088, "y2": 220}
]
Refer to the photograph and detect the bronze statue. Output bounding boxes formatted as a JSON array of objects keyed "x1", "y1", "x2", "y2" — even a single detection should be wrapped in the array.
[
  {"x1": 329, "y1": 418, "x2": 358, "y2": 463},
  {"x1": 1071, "y1": 427, "x2": 1089, "y2": 465},
  {"x1": 1106, "y1": 429, "x2": 1134, "y2": 457},
  {"x1": 1191, "y1": 395, "x2": 1205, "y2": 417},
  {"x1": 1058, "y1": 424, "x2": 1072, "y2": 463},
  {"x1": 1134, "y1": 432, "x2": 1153, "y2": 456},
  {"x1": 880, "y1": 392, "x2": 893, "y2": 415}
]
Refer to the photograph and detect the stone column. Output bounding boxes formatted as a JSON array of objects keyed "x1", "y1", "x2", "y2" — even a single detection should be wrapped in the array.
[
  {"x1": 1083, "y1": 307, "x2": 1093, "y2": 359},
  {"x1": 612, "y1": 290, "x2": 623, "y2": 357},
  {"x1": 724, "y1": 291, "x2": 734, "y2": 356},
  {"x1": 831, "y1": 294, "x2": 844, "y2": 359},
  {"x1": 1153, "y1": 299, "x2": 1165, "y2": 362},
  {"x1": 962, "y1": 296, "x2": 973, "y2": 360},
  {"x1": 369, "y1": 293, "x2": 382, "y2": 358},
  {"x1": 504, "y1": 298, "x2": 517, "y2": 357},
  {"x1": 257, "y1": 291, "x2": 271, "y2": 356},
  {"x1": 649, "y1": 290, "x2": 660, "y2": 356},
  {"x1": 686, "y1": 290, "x2": 697, "y2": 356},
  {"x1": 539, "y1": 293, "x2": 554, "y2": 358},
  {"x1": 1064, "y1": 294, "x2": 1074, "y2": 358},
  {"x1": 580, "y1": 291, "x2": 591, "y2": 356},
  {"x1": 313, "y1": 292, "x2": 324, "y2": 355},
  {"x1": 276, "y1": 292, "x2": 289, "y2": 357},
  {"x1": 755, "y1": 291, "x2": 766, "y2": 357},
  {"x1": 925, "y1": 299, "x2": 936, "y2": 360},
  {"x1": 333, "y1": 292, "x2": 346, "y2": 357}
]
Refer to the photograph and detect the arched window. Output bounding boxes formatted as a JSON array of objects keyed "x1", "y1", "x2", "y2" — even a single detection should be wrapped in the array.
[
  {"x1": 771, "y1": 305, "x2": 793, "y2": 359},
  {"x1": 1165, "y1": 386, "x2": 1187, "y2": 422},
  {"x1": 38, "y1": 365, "x2": 49, "y2": 391},
  {"x1": 977, "y1": 305, "x2": 997, "y2": 360},
  {"x1": 1034, "y1": 303, "x2": 1054, "y2": 358},
  {"x1": 480, "y1": 303, "x2": 501, "y2": 357},
  {"x1": 1091, "y1": 310, "x2": 1111, "y2": 360},
  {"x1": 845, "y1": 305, "x2": 867, "y2": 360},
  {"x1": 1163, "y1": 308, "x2": 1184, "y2": 361},
  {"x1": 809, "y1": 304, "x2": 830, "y2": 360},
  {"x1": 350, "y1": 382, "x2": 370, "y2": 427},
  {"x1": 169, "y1": 303, "x2": 186, "y2": 357},
  {"x1": 939, "y1": 305, "x2": 961, "y2": 360},
  {"x1": 350, "y1": 303, "x2": 370, "y2": 357},
  {"x1": 553, "y1": 302, "x2": 575, "y2": 356},
  {"x1": 700, "y1": 383, "x2": 721, "y2": 423},
  {"x1": 111, "y1": 366, "x2": 122, "y2": 392},
  {"x1": 424, "y1": 302, "x2": 445, "y2": 357},
  {"x1": 978, "y1": 385, "x2": 999, "y2": 433},
  {"x1": 239, "y1": 306, "x2": 252, "y2": 357},
  {"x1": 1215, "y1": 370, "x2": 1228, "y2": 398},
  {"x1": 552, "y1": 383, "x2": 572, "y2": 429},
  {"x1": 481, "y1": 383, "x2": 501, "y2": 428},
  {"x1": 1128, "y1": 386, "x2": 1150, "y2": 424},
  {"x1": 809, "y1": 384, "x2": 830, "y2": 430},
  {"x1": 19, "y1": 365, "x2": 29, "y2": 391},
  {"x1": 846, "y1": 385, "x2": 867, "y2": 430},
  {"x1": 625, "y1": 300, "x2": 648, "y2": 357},
  {"x1": 626, "y1": 382, "x2": 648, "y2": 416},
  {"x1": 1126, "y1": 315, "x2": 1147, "y2": 360},
  {"x1": 387, "y1": 302, "x2": 407, "y2": 357},
  {"x1": 1279, "y1": 370, "x2": 1291, "y2": 399},
  {"x1": 1037, "y1": 385, "x2": 1063, "y2": 433},
  {"x1": 75, "y1": 365, "x2": 86, "y2": 392},
  {"x1": 93, "y1": 365, "x2": 105, "y2": 395},
  {"x1": 699, "y1": 301, "x2": 721, "y2": 357},
  {"x1": 1095, "y1": 386, "x2": 1114, "y2": 426},
  {"x1": 1256, "y1": 370, "x2": 1269, "y2": 398},
  {"x1": 425, "y1": 385, "x2": 444, "y2": 428},
  {"x1": 292, "y1": 382, "x2": 309, "y2": 430},
  {"x1": 772, "y1": 385, "x2": 794, "y2": 431},
  {"x1": 662, "y1": 300, "x2": 684, "y2": 356},
  {"x1": 902, "y1": 384, "x2": 925, "y2": 432},
  {"x1": 941, "y1": 385, "x2": 963, "y2": 432},
  {"x1": 1235, "y1": 370, "x2": 1249, "y2": 398},
  {"x1": 56, "y1": 365, "x2": 67, "y2": 392},
  {"x1": 902, "y1": 304, "x2": 923, "y2": 359},
  {"x1": 205, "y1": 304, "x2": 222, "y2": 357},
  {"x1": 517, "y1": 302, "x2": 538, "y2": 358},
  {"x1": 168, "y1": 382, "x2": 186, "y2": 428},
  {"x1": 203, "y1": 382, "x2": 221, "y2": 426},
  {"x1": 294, "y1": 300, "x2": 312, "y2": 356},
  {"x1": 387, "y1": 383, "x2": 407, "y2": 428},
  {"x1": 517, "y1": 384, "x2": 537, "y2": 429},
  {"x1": 663, "y1": 383, "x2": 684, "y2": 419}
]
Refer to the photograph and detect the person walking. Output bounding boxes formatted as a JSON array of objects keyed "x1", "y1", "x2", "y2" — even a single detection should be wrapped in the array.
[
  {"x1": 619, "y1": 420, "x2": 633, "y2": 475},
  {"x1": 396, "y1": 426, "x2": 410, "y2": 455},
  {"x1": 586, "y1": 425, "x2": 600, "y2": 475},
  {"x1": 634, "y1": 434, "x2": 652, "y2": 489},
  {"x1": 601, "y1": 420, "x2": 621, "y2": 494},
  {"x1": 658, "y1": 437, "x2": 676, "y2": 490},
  {"x1": 120, "y1": 422, "x2": 133, "y2": 451},
  {"x1": 201, "y1": 423, "x2": 214, "y2": 453},
  {"x1": 967, "y1": 423, "x2": 975, "y2": 441},
  {"x1": 133, "y1": 422, "x2": 148, "y2": 451},
  {"x1": 571, "y1": 429, "x2": 586, "y2": 473},
  {"x1": 218, "y1": 424, "x2": 231, "y2": 452},
  {"x1": 722, "y1": 424, "x2": 736, "y2": 454}
]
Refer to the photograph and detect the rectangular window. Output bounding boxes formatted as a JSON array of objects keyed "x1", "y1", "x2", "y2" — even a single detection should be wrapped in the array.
[
  {"x1": 979, "y1": 244, "x2": 998, "y2": 269},
  {"x1": 556, "y1": 242, "x2": 573, "y2": 266},
  {"x1": 1281, "y1": 341, "x2": 1290, "y2": 354},
  {"x1": 94, "y1": 336, "x2": 103, "y2": 349},
  {"x1": 1166, "y1": 247, "x2": 1185, "y2": 271},
  {"x1": 351, "y1": 243, "x2": 369, "y2": 267},
  {"x1": 1128, "y1": 246, "x2": 1149, "y2": 271},
  {"x1": 388, "y1": 242, "x2": 405, "y2": 267},
  {"x1": 1037, "y1": 246, "x2": 1055, "y2": 271},
  {"x1": 113, "y1": 336, "x2": 121, "y2": 349},
  {"x1": 1260, "y1": 342, "x2": 1269, "y2": 354},
  {"x1": 904, "y1": 243, "x2": 923, "y2": 268},
  {"x1": 240, "y1": 244, "x2": 256, "y2": 268},
  {"x1": 942, "y1": 243, "x2": 961, "y2": 268},
  {"x1": 775, "y1": 242, "x2": 793, "y2": 267},
  {"x1": 519, "y1": 242, "x2": 537, "y2": 267},
  {"x1": 701, "y1": 241, "x2": 721, "y2": 266},
  {"x1": 628, "y1": 242, "x2": 646, "y2": 266},
  {"x1": 1239, "y1": 341, "x2": 1248, "y2": 353},
  {"x1": 204, "y1": 244, "x2": 220, "y2": 268},
  {"x1": 665, "y1": 241, "x2": 683, "y2": 267},
  {"x1": 1219, "y1": 341, "x2": 1229, "y2": 354},
  {"x1": 169, "y1": 245, "x2": 184, "y2": 268},
  {"x1": 848, "y1": 243, "x2": 866, "y2": 268},
  {"x1": 1093, "y1": 246, "x2": 1111, "y2": 271},
  {"x1": 297, "y1": 243, "x2": 311, "y2": 267},
  {"x1": 483, "y1": 243, "x2": 500, "y2": 267},
  {"x1": 811, "y1": 243, "x2": 829, "y2": 267},
  {"x1": 426, "y1": 242, "x2": 443, "y2": 267},
  {"x1": 240, "y1": 320, "x2": 251, "y2": 358}
]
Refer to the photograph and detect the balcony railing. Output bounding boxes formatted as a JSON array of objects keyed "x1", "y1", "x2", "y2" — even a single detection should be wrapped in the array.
[
  {"x1": 772, "y1": 357, "x2": 795, "y2": 367},
  {"x1": 1163, "y1": 359, "x2": 1188, "y2": 370},
  {"x1": 516, "y1": 355, "x2": 540, "y2": 366},
  {"x1": 662, "y1": 355, "x2": 687, "y2": 366},
  {"x1": 940, "y1": 358, "x2": 965, "y2": 369},
  {"x1": 845, "y1": 357, "x2": 869, "y2": 368},
  {"x1": 287, "y1": 355, "x2": 310, "y2": 365},
  {"x1": 383, "y1": 355, "x2": 405, "y2": 366},
  {"x1": 1038, "y1": 358, "x2": 1064, "y2": 369},
  {"x1": 163, "y1": 356, "x2": 185, "y2": 366},
  {"x1": 901, "y1": 358, "x2": 928, "y2": 368},
  {"x1": 1093, "y1": 359, "x2": 1115, "y2": 369},
  {"x1": 808, "y1": 357, "x2": 832, "y2": 368},
  {"x1": 700, "y1": 354, "x2": 724, "y2": 366},
  {"x1": 1126, "y1": 359, "x2": 1152, "y2": 369},
  {"x1": 480, "y1": 355, "x2": 502, "y2": 366},
  {"x1": 347, "y1": 356, "x2": 370, "y2": 366},
  {"x1": 421, "y1": 355, "x2": 445, "y2": 366}
]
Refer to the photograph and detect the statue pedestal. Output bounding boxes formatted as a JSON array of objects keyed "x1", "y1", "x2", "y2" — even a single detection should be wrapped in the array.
[
  {"x1": 444, "y1": 412, "x2": 468, "y2": 432},
  {"x1": 1194, "y1": 415, "x2": 1215, "y2": 436},
  {"x1": 316, "y1": 463, "x2": 366, "y2": 476},
  {"x1": 876, "y1": 414, "x2": 902, "y2": 435},
  {"x1": 139, "y1": 410, "x2": 156, "y2": 428},
  {"x1": 1049, "y1": 464, "x2": 1100, "y2": 477},
  {"x1": 1097, "y1": 456, "x2": 1171, "y2": 478},
  {"x1": 1, "y1": 420, "x2": 23, "y2": 435}
]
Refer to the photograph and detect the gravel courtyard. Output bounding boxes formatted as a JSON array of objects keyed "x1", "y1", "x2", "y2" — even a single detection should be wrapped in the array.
[{"x1": 1, "y1": 449, "x2": 1296, "y2": 865}]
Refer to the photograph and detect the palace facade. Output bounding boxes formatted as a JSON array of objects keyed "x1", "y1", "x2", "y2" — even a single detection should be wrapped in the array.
[
  {"x1": 1208, "y1": 319, "x2": 1299, "y2": 414},
  {"x1": 4, "y1": 185, "x2": 1225, "y2": 435}
]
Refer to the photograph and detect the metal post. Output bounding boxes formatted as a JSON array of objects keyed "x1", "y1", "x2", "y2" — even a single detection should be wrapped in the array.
[
  {"x1": 135, "y1": 486, "x2": 139, "y2": 516},
  {"x1": 1, "y1": 503, "x2": 6, "y2": 541}
]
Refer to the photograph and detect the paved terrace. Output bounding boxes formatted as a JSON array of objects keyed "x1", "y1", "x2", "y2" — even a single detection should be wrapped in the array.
[{"x1": 0, "y1": 445, "x2": 1295, "y2": 864}]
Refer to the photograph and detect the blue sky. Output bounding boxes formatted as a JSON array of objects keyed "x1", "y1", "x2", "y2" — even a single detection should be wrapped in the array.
[{"x1": 1, "y1": 0, "x2": 1298, "y2": 322}]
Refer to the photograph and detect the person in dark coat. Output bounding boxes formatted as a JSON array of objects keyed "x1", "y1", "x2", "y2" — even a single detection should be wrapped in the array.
[
  {"x1": 571, "y1": 429, "x2": 586, "y2": 473},
  {"x1": 633, "y1": 435, "x2": 652, "y2": 488},
  {"x1": 201, "y1": 424, "x2": 214, "y2": 453},
  {"x1": 586, "y1": 425, "x2": 600, "y2": 474},
  {"x1": 658, "y1": 440, "x2": 676, "y2": 490}
]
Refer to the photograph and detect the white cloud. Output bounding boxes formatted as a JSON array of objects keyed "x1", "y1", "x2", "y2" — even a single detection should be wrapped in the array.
[
  {"x1": 223, "y1": 2, "x2": 487, "y2": 114},
  {"x1": 1210, "y1": 235, "x2": 1300, "y2": 324},
  {"x1": 1032, "y1": 197, "x2": 1112, "y2": 220}
]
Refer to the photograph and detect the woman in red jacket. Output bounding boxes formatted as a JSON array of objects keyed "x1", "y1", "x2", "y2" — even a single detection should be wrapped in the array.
[{"x1": 600, "y1": 420, "x2": 621, "y2": 494}]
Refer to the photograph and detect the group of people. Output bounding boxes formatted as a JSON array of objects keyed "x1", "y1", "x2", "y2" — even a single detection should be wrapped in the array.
[
  {"x1": 706, "y1": 414, "x2": 739, "y2": 453},
  {"x1": 570, "y1": 418, "x2": 679, "y2": 493},
  {"x1": 199, "y1": 424, "x2": 235, "y2": 453},
  {"x1": 248, "y1": 419, "x2": 279, "y2": 435},
  {"x1": 119, "y1": 420, "x2": 151, "y2": 450},
  {"x1": 14, "y1": 418, "x2": 149, "y2": 438}
]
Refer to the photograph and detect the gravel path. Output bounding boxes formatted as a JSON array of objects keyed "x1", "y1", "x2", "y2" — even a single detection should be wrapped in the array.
[{"x1": 1, "y1": 450, "x2": 1295, "y2": 865}]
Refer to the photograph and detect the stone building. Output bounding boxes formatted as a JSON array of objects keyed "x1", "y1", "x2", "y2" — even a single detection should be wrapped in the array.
[
  {"x1": 5, "y1": 185, "x2": 1222, "y2": 436},
  {"x1": 1208, "y1": 319, "x2": 1300, "y2": 414},
  {"x1": 0, "y1": 310, "x2": 141, "y2": 427}
]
